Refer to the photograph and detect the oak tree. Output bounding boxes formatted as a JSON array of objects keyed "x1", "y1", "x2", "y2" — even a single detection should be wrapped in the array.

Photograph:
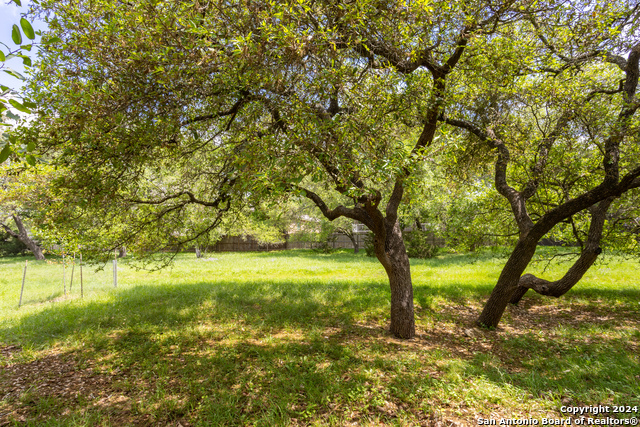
[{"x1": 25, "y1": 0, "x2": 639, "y2": 336}]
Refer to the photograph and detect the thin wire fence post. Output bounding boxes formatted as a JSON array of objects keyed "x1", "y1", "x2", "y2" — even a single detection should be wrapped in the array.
[
  {"x1": 69, "y1": 252, "x2": 75, "y2": 292},
  {"x1": 113, "y1": 250, "x2": 117, "y2": 288},
  {"x1": 80, "y1": 253, "x2": 84, "y2": 299},
  {"x1": 63, "y1": 253, "x2": 66, "y2": 296},
  {"x1": 19, "y1": 260, "x2": 27, "y2": 307}
]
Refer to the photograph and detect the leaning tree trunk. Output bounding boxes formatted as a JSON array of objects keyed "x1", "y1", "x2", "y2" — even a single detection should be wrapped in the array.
[
  {"x1": 509, "y1": 197, "x2": 613, "y2": 304},
  {"x1": 374, "y1": 220, "x2": 415, "y2": 339},
  {"x1": 350, "y1": 233, "x2": 359, "y2": 254},
  {"x1": 338, "y1": 228, "x2": 359, "y2": 254},
  {"x1": 1, "y1": 214, "x2": 46, "y2": 260},
  {"x1": 477, "y1": 236, "x2": 538, "y2": 328},
  {"x1": 478, "y1": 198, "x2": 615, "y2": 328}
]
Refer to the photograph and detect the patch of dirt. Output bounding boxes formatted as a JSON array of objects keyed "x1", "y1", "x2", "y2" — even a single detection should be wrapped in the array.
[{"x1": 0, "y1": 347, "x2": 165, "y2": 426}]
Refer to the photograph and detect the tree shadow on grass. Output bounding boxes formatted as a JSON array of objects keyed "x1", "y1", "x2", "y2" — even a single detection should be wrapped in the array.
[
  {"x1": 0, "y1": 279, "x2": 392, "y2": 347},
  {"x1": 2, "y1": 305, "x2": 638, "y2": 426},
  {"x1": 1, "y1": 270, "x2": 639, "y2": 425}
]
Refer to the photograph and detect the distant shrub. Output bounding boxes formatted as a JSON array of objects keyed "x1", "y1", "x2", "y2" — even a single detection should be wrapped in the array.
[
  {"x1": 364, "y1": 233, "x2": 376, "y2": 257},
  {"x1": 404, "y1": 230, "x2": 439, "y2": 259},
  {"x1": 313, "y1": 234, "x2": 337, "y2": 254},
  {"x1": 0, "y1": 231, "x2": 28, "y2": 256}
]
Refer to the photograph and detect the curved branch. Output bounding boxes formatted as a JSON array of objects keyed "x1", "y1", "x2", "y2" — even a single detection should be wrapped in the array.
[
  {"x1": 298, "y1": 186, "x2": 373, "y2": 229},
  {"x1": 510, "y1": 197, "x2": 615, "y2": 303}
]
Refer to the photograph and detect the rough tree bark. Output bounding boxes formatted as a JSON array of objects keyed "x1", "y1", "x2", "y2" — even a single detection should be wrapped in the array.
[
  {"x1": 372, "y1": 219, "x2": 415, "y2": 339},
  {"x1": 1, "y1": 214, "x2": 46, "y2": 260}
]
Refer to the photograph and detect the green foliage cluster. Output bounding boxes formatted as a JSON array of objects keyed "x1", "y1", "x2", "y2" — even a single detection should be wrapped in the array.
[
  {"x1": 364, "y1": 232, "x2": 375, "y2": 257},
  {"x1": 0, "y1": 0, "x2": 40, "y2": 165},
  {"x1": 0, "y1": 230, "x2": 27, "y2": 256},
  {"x1": 403, "y1": 230, "x2": 440, "y2": 259}
]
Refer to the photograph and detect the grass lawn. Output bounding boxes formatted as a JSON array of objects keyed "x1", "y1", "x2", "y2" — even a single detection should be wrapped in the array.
[{"x1": 0, "y1": 249, "x2": 639, "y2": 426}]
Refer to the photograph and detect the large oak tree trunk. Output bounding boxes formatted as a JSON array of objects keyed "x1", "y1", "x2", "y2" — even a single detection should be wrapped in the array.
[
  {"x1": 374, "y1": 220, "x2": 415, "y2": 339},
  {"x1": 1, "y1": 214, "x2": 46, "y2": 260},
  {"x1": 477, "y1": 237, "x2": 538, "y2": 328},
  {"x1": 478, "y1": 198, "x2": 615, "y2": 328}
]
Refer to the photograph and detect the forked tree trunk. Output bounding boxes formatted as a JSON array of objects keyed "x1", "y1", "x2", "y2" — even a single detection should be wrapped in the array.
[
  {"x1": 301, "y1": 183, "x2": 415, "y2": 339},
  {"x1": 1, "y1": 215, "x2": 46, "y2": 260},
  {"x1": 509, "y1": 198, "x2": 613, "y2": 304},
  {"x1": 374, "y1": 220, "x2": 415, "y2": 339},
  {"x1": 478, "y1": 198, "x2": 615, "y2": 328},
  {"x1": 477, "y1": 237, "x2": 538, "y2": 328}
]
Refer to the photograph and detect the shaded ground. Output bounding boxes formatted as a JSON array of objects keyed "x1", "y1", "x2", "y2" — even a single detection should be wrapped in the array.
[{"x1": 2, "y1": 299, "x2": 638, "y2": 427}]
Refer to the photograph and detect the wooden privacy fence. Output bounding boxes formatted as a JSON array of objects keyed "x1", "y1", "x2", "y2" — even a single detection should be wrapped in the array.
[
  {"x1": 211, "y1": 235, "x2": 317, "y2": 252},
  {"x1": 210, "y1": 232, "x2": 445, "y2": 253}
]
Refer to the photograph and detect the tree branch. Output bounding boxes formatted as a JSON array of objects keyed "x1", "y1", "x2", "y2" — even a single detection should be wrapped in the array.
[
  {"x1": 1, "y1": 221, "x2": 19, "y2": 239},
  {"x1": 298, "y1": 186, "x2": 373, "y2": 230}
]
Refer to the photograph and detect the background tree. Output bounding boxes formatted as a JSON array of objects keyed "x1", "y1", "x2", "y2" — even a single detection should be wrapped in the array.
[{"x1": 0, "y1": 162, "x2": 51, "y2": 260}]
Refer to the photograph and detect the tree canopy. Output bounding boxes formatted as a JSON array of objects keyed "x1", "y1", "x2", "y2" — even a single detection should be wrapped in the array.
[{"x1": 22, "y1": 0, "x2": 640, "y2": 337}]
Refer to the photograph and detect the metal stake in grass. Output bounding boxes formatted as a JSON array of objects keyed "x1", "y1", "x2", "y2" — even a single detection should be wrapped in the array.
[
  {"x1": 69, "y1": 252, "x2": 75, "y2": 292},
  {"x1": 113, "y1": 249, "x2": 117, "y2": 288},
  {"x1": 63, "y1": 253, "x2": 66, "y2": 296},
  {"x1": 80, "y1": 253, "x2": 84, "y2": 299},
  {"x1": 19, "y1": 260, "x2": 27, "y2": 308}
]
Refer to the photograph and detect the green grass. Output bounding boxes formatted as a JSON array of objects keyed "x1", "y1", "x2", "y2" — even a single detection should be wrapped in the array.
[{"x1": 1, "y1": 249, "x2": 639, "y2": 426}]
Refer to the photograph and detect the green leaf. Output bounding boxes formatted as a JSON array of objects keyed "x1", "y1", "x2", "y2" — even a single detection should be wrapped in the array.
[
  {"x1": 27, "y1": 141, "x2": 36, "y2": 152},
  {"x1": 8, "y1": 98, "x2": 31, "y2": 113},
  {"x1": 21, "y1": 44, "x2": 32, "y2": 51},
  {"x1": 20, "y1": 55, "x2": 32, "y2": 67},
  {"x1": 3, "y1": 69, "x2": 25, "y2": 80},
  {"x1": 20, "y1": 18, "x2": 35, "y2": 40},
  {"x1": 0, "y1": 145, "x2": 11, "y2": 163},
  {"x1": 11, "y1": 25, "x2": 22, "y2": 45},
  {"x1": 11, "y1": 0, "x2": 21, "y2": 6},
  {"x1": 26, "y1": 154, "x2": 36, "y2": 166},
  {"x1": 0, "y1": 51, "x2": 5, "y2": 62},
  {"x1": 42, "y1": 36, "x2": 61, "y2": 45},
  {"x1": 6, "y1": 110, "x2": 20, "y2": 121}
]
